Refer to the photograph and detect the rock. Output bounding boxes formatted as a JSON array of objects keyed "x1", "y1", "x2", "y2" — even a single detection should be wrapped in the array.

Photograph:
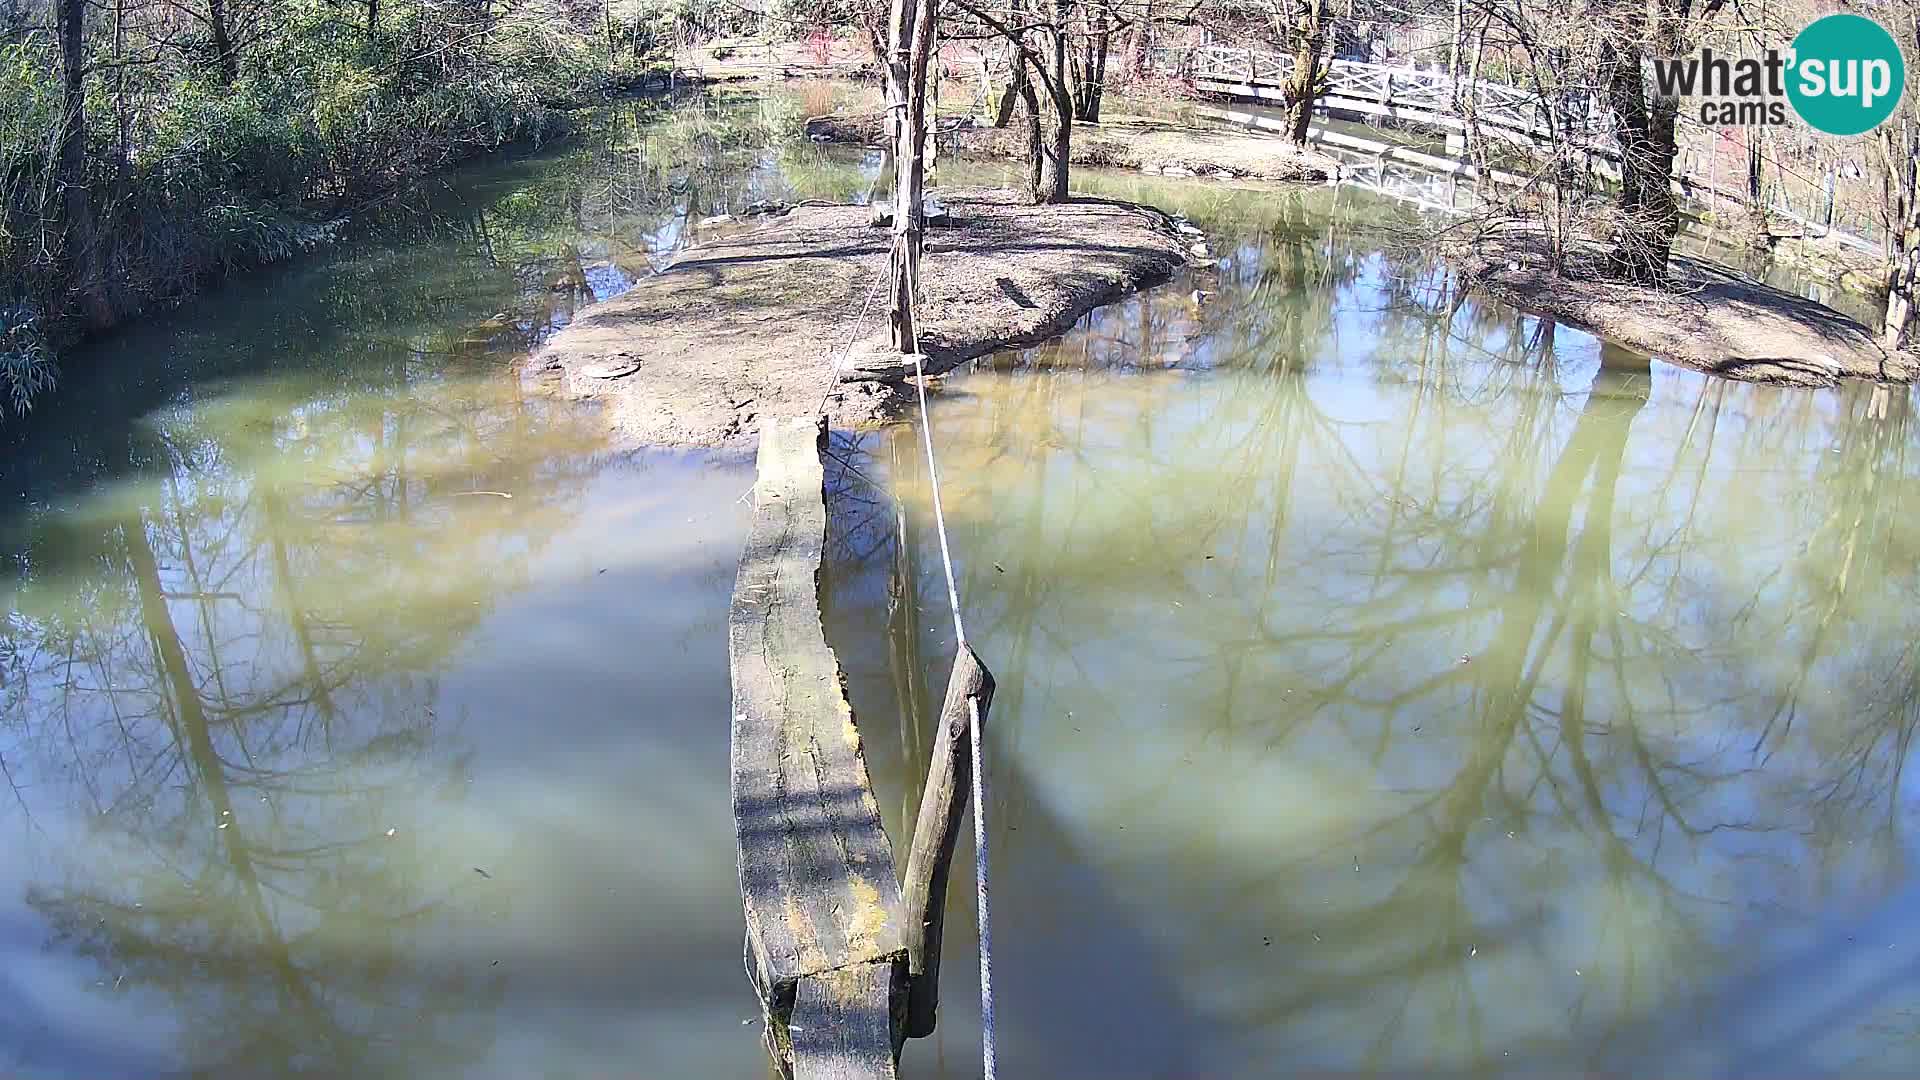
[{"x1": 869, "y1": 205, "x2": 954, "y2": 229}]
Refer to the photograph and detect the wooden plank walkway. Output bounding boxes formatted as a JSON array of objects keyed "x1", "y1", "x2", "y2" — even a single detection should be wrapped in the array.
[{"x1": 731, "y1": 415, "x2": 908, "y2": 1079}]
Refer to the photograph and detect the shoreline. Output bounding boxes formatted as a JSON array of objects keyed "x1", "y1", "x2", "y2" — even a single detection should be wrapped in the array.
[
  {"x1": 528, "y1": 187, "x2": 1195, "y2": 446},
  {"x1": 803, "y1": 110, "x2": 1342, "y2": 185},
  {"x1": 33, "y1": 69, "x2": 680, "y2": 372},
  {"x1": 1450, "y1": 228, "x2": 1918, "y2": 387}
]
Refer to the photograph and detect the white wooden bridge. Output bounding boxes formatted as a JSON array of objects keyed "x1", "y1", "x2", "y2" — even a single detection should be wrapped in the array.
[
  {"x1": 1173, "y1": 44, "x2": 1611, "y2": 155},
  {"x1": 1156, "y1": 44, "x2": 1883, "y2": 255}
]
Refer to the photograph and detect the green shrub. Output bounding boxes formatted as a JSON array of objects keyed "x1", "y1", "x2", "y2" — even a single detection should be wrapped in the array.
[
  {"x1": 0, "y1": 306, "x2": 53, "y2": 418},
  {"x1": 0, "y1": 0, "x2": 640, "y2": 414}
]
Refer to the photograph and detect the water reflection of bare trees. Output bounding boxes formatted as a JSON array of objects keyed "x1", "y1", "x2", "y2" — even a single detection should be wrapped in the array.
[
  {"x1": 0, "y1": 86, "x2": 882, "y2": 1078},
  {"x1": 823, "y1": 226, "x2": 1920, "y2": 1071},
  {"x1": 1, "y1": 367, "x2": 605, "y2": 1074}
]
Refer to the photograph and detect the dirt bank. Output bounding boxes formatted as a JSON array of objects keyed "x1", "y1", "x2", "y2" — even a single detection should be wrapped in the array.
[
  {"x1": 676, "y1": 37, "x2": 879, "y2": 85},
  {"x1": 528, "y1": 187, "x2": 1193, "y2": 446},
  {"x1": 804, "y1": 111, "x2": 1339, "y2": 184},
  {"x1": 1452, "y1": 229, "x2": 1918, "y2": 387}
]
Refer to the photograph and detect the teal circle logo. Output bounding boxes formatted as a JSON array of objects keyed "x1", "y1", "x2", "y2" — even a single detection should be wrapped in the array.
[{"x1": 1786, "y1": 14, "x2": 1906, "y2": 136}]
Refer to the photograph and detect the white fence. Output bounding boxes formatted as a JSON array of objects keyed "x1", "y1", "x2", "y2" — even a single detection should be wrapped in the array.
[{"x1": 1157, "y1": 45, "x2": 1883, "y2": 255}]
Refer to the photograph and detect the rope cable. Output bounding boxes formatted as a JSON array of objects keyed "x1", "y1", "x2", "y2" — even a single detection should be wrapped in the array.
[
  {"x1": 807, "y1": 248, "x2": 997, "y2": 1079},
  {"x1": 908, "y1": 348, "x2": 997, "y2": 1080}
]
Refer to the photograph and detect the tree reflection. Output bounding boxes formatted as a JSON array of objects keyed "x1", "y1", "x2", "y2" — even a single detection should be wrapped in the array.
[
  {"x1": 0, "y1": 84, "x2": 887, "y2": 1079},
  {"x1": 1, "y1": 294, "x2": 605, "y2": 1079},
  {"x1": 827, "y1": 225, "x2": 1920, "y2": 1073}
]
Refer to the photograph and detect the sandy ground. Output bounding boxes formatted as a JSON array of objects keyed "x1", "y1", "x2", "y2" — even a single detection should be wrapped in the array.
[
  {"x1": 1453, "y1": 229, "x2": 1918, "y2": 387},
  {"x1": 804, "y1": 111, "x2": 1340, "y2": 184},
  {"x1": 527, "y1": 187, "x2": 1191, "y2": 446}
]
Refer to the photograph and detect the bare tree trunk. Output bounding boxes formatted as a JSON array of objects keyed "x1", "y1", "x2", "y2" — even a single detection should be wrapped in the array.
[
  {"x1": 885, "y1": 0, "x2": 938, "y2": 350},
  {"x1": 114, "y1": 0, "x2": 130, "y2": 182},
  {"x1": 1601, "y1": 32, "x2": 1680, "y2": 284},
  {"x1": 1884, "y1": 124, "x2": 1917, "y2": 351},
  {"x1": 993, "y1": 48, "x2": 1027, "y2": 127},
  {"x1": 1036, "y1": 0, "x2": 1071, "y2": 201},
  {"x1": 1073, "y1": 8, "x2": 1109, "y2": 122},
  {"x1": 963, "y1": 0, "x2": 1068, "y2": 200},
  {"x1": 1284, "y1": 0, "x2": 1328, "y2": 146},
  {"x1": 1018, "y1": 69, "x2": 1044, "y2": 199},
  {"x1": 1097, "y1": 12, "x2": 1115, "y2": 105},
  {"x1": 208, "y1": 0, "x2": 238, "y2": 84},
  {"x1": 1449, "y1": 0, "x2": 1466, "y2": 78},
  {"x1": 1890, "y1": 244, "x2": 1918, "y2": 352},
  {"x1": 55, "y1": 0, "x2": 109, "y2": 326},
  {"x1": 1878, "y1": 18, "x2": 1918, "y2": 353}
]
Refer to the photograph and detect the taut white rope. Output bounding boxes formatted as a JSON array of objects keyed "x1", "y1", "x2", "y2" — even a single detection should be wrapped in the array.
[{"x1": 908, "y1": 350, "x2": 997, "y2": 1080}]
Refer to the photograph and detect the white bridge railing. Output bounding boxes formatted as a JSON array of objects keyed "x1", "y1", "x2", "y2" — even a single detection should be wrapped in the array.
[
  {"x1": 1165, "y1": 45, "x2": 1613, "y2": 153},
  {"x1": 1153, "y1": 44, "x2": 1882, "y2": 255}
]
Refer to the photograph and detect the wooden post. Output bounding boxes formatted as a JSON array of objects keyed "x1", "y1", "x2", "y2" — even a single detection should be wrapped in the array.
[
  {"x1": 885, "y1": 0, "x2": 936, "y2": 352},
  {"x1": 899, "y1": 644, "x2": 995, "y2": 1039}
]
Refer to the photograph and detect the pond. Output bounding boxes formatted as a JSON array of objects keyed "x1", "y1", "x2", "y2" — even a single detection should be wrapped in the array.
[{"x1": 4, "y1": 86, "x2": 1919, "y2": 1078}]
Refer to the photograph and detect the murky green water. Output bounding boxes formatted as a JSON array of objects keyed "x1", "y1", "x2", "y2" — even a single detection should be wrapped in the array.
[
  {"x1": 4, "y1": 87, "x2": 1919, "y2": 1078},
  {"x1": 0, "y1": 88, "x2": 872, "y2": 1079},
  {"x1": 829, "y1": 179, "x2": 1920, "y2": 1077}
]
